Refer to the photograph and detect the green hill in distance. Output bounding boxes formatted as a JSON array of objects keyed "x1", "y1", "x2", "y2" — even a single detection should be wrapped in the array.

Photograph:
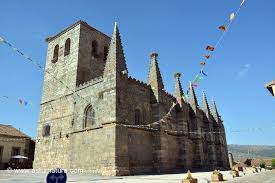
[{"x1": 228, "y1": 144, "x2": 275, "y2": 160}]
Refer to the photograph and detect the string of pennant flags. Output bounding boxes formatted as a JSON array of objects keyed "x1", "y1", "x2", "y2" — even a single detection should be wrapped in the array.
[
  {"x1": 190, "y1": 0, "x2": 246, "y2": 90},
  {"x1": 0, "y1": 36, "x2": 90, "y2": 105},
  {"x1": 0, "y1": 95, "x2": 33, "y2": 107},
  {"x1": 1, "y1": 124, "x2": 272, "y2": 142},
  {"x1": 0, "y1": 1, "x2": 246, "y2": 107},
  {"x1": 35, "y1": 124, "x2": 275, "y2": 142},
  {"x1": 0, "y1": 1, "x2": 249, "y2": 134}
]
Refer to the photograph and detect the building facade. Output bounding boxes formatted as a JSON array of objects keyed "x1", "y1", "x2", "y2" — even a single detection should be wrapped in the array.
[
  {"x1": 0, "y1": 124, "x2": 35, "y2": 169},
  {"x1": 33, "y1": 20, "x2": 230, "y2": 175},
  {"x1": 265, "y1": 80, "x2": 275, "y2": 97}
]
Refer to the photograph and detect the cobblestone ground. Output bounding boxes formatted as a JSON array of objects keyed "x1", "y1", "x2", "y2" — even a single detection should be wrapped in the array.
[{"x1": 0, "y1": 169, "x2": 274, "y2": 182}]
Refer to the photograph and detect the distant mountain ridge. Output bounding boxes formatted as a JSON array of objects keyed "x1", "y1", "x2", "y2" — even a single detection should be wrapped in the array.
[{"x1": 228, "y1": 144, "x2": 275, "y2": 160}]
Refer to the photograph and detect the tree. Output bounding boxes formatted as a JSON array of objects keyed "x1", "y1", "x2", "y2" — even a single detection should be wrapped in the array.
[
  {"x1": 260, "y1": 162, "x2": 266, "y2": 169},
  {"x1": 244, "y1": 159, "x2": 252, "y2": 167},
  {"x1": 272, "y1": 159, "x2": 275, "y2": 169}
]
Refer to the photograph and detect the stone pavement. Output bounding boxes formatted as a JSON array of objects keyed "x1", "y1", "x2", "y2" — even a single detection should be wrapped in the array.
[
  {"x1": 227, "y1": 169, "x2": 275, "y2": 183},
  {"x1": 0, "y1": 169, "x2": 274, "y2": 183}
]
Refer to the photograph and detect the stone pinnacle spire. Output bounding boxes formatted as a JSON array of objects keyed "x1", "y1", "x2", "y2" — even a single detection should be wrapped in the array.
[
  {"x1": 188, "y1": 82, "x2": 198, "y2": 112},
  {"x1": 148, "y1": 52, "x2": 164, "y2": 90},
  {"x1": 174, "y1": 73, "x2": 184, "y2": 105},
  {"x1": 212, "y1": 98, "x2": 220, "y2": 122},
  {"x1": 103, "y1": 22, "x2": 127, "y2": 77},
  {"x1": 202, "y1": 91, "x2": 211, "y2": 119}
]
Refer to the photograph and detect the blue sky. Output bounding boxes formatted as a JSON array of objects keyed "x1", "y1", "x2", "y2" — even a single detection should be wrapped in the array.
[{"x1": 0, "y1": 0, "x2": 274, "y2": 145}]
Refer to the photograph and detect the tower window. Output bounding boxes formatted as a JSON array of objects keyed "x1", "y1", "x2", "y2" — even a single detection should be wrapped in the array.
[
  {"x1": 64, "y1": 38, "x2": 71, "y2": 56},
  {"x1": 134, "y1": 109, "x2": 142, "y2": 125},
  {"x1": 91, "y1": 40, "x2": 98, "y2": 57},
  {"x1": 52, "y1": 44, "x2": 59, "y2": 63},
  {"x1": 42, "y1": 125, "x2": 51, "y2": 137},
  {"x1": 103, "y1": 46, "x2": 109, "y2": 61},
  {"x1": 84, "y1": 105, "x2": 95, "y2": 128}
]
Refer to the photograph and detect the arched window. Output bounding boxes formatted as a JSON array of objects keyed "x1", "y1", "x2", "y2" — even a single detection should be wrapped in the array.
[
  {"x1": 91, "y1": 40, "x2": 98, "y2": 57},
  {"x1": 64, "y1": 38, "x2": 71, "y2": 56},
  {"x1": 134, "y1": 109, "x2": 142, "y2": 125},
  {"x1": 84, "y1": 105, "x2": 95, "y2": 128},
  {"x1": 52, "y1": 44, "x2": 59, "y2": 63},
  {"x1": 103, "y1": 46, "x2": 109, "y2": 61}
]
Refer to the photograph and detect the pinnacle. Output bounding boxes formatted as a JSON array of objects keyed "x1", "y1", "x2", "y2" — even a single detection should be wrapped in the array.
[
  {"x1": 148, "y1": 52, "x2": 164, "y2": 90},
  {"x1": 103, "y1": 22, "x2": 127, "y2": 76}
]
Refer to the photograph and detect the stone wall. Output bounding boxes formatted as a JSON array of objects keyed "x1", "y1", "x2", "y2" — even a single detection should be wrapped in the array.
[
  {"x1": 127, "y1": 128, "x2": 154, "y2": 174},
  {"x1": 77, "y1": 23, "x2": 110, "y2": 85},
  {"x1": 117, "y1": 76, "x2": 152, "y2": 125},
  {"x1": 69, "y1": 124, "x2": 116, "y2": 175}
]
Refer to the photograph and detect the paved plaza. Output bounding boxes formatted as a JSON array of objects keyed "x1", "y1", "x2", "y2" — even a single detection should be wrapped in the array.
[{"x1": 0, "y1": 169, "x2": 274, "y2": 183}]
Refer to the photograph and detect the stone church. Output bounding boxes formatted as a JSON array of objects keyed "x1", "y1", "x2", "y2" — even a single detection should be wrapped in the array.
[{"x1": 33, "y1": 20, "x2": 230, "y2": 175}]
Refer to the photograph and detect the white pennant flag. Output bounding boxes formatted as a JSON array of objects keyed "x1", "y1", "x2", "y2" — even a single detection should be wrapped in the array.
[
  {"x1": 230, "y1": 13, "x2": 235, "y2": 22},
  {"x1": 12, "y1": 47, "x2": 18, "y2": 52},
  {"x1": 240, "y1": 0, "x2": 246, "y2": 7},
  {"x1": 0, "y1": 36, "x2": 4, "y2": 43}
]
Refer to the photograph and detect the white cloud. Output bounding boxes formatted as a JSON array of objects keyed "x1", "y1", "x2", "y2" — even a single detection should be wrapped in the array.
[{"x1": 238, "y1": 64, "x2": 251, "y2": 77}]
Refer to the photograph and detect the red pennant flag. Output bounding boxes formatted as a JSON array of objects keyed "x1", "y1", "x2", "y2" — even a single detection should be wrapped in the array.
[
  {"x1": 204, "y1": 55, "x2": 210, "y2": 59},
  {"x1": 206, "y1": 45, "x2": 215, "y2": 51},
  {"x1": 218, "y1": 25, "x2": 227, "y2": 32}
]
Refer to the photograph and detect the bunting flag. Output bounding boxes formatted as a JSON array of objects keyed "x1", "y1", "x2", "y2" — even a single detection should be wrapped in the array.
[
  {"x1": 0, "y1": 96, "x2": 7, "y2": 103},
  {"x1": 0, "y1": 95, "x2": 32, "y2": 107},
  {"x1": 189, "y1": 1, "x2": 246, "y2": 89},
  {"x1": 200, "y1": 69, "x2": 208, "y2": 76},
  {"x1": 12, "y1": 47, "x2": 18, "y2": 51},
  {"x1": 0, "y1": 35, "x2": 91, "y2": 106},
  {"x1": 218, "y1": 25, "x2": 227, "y2": 32},
  {"x1": 18, "y1": 99, "x2": 31, "y2": 106},
  {"x1": 194, "y1": 75, "x2": 203, "y2": 82},
  {"x1": 204, "y1": 54, "x2": 210, "y2": 59},
  {"x1": 206, "y1": 45, "x2": 215, "y2": 51},
  {"x1": 191, "y1": 83, "x2": 198, "y2": 88},
  {"x1": 0, "y1": 36, "x2": 5, "y2": 43},
  {"x1": 194, "y1": 75, "x2": 199, "y2": 82},
  {"x1": 240, "y1": 0, "x2": 245, "y2": 7},
  {"x1": 230, "y1": 13, "x2": 235, "y2": 22}
]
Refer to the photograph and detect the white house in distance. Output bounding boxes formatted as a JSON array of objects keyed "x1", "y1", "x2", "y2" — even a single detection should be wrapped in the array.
[{"x1": 265, "y1": 80, "x2": 275, "y2": 97}]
